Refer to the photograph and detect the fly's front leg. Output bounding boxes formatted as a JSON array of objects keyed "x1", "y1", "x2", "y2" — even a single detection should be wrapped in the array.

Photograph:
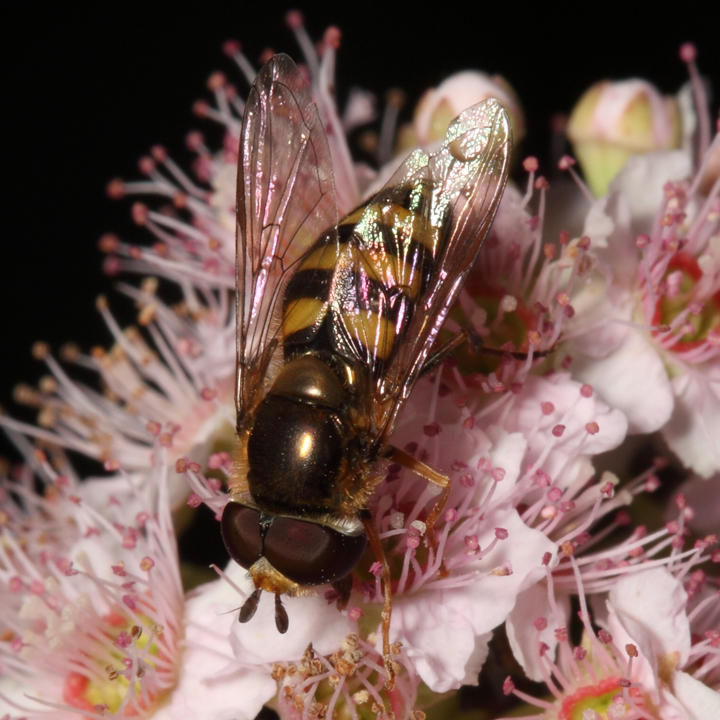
[{"x1": 364, "y1": 448, "x2": 451, "y2": 689}]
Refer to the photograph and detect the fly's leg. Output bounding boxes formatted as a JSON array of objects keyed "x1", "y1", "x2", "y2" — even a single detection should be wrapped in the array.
[
  {"x1": 420, "y1": 326, "x2": 549, "y2": 377},
  {"x1": 361, "y1": 512, "x2": 397, "y2": 690},
  {"x1": 381, "y1": 445, "x2": 451, "y2": 584},
  {"x1": 364, "y1": 450, "x2": 451, "y2": 688},
  {"x1": 384, "y1": 446, "x2": 450, "y2": 534}
]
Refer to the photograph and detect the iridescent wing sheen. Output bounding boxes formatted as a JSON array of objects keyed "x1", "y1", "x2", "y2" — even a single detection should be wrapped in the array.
[
  {"x1": 235, "y1": 54, "x2": 338, "y2": 427},
  {"x1": 333, "y1": 99, "x2": 512, "y2": 441}
]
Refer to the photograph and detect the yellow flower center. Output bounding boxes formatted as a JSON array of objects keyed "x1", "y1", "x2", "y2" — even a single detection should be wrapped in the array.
[
  {"x1": 654, "y1": 251, "x2": 719, "y2": 350},
  {"x1": 62, "y1": 610, "x2": 164, "y2": 716}
]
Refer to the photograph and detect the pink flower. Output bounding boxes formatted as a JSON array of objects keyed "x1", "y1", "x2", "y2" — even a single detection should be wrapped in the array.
[
  {"x1": 185, "y1": 364, "x2": 629, "y2": 697},
  {"x1": 401, "y1": 70, "x2": 524, "y2": 149},
  {"x1": 4, "y1": 12, "x2": 718, "y2": 720},
  {"x1": 567, "y1": 78, "x2": 682, "y2": 197},
  {"x1": 503, "y1": 560, "x2": 720, "y2": 720},
  {"x1": 0, "y1": 450, "x2": 185, "y2": 717},
  {"x1": 561, "y1": 58, "x2": 719, "y2": 477},
  {"x1": 0, "y1": 449, "x2": 277, "y2": 719},
  {"x1": 1, "y1": 302, "x2": 236, "y2": 510}
]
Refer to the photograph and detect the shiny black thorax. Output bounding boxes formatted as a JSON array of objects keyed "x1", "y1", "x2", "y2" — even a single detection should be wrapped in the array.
[{"x1": 246, "y1": 353, "x2": 367, "y2": 515}]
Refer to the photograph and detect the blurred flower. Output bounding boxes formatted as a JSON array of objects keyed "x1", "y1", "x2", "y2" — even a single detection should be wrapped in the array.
[
  {"x1": 564, "y1": 134, "x2": 720, "y2": 476},
  {"x1": 567, "y1": 78, "x2": 682, "y2": 197},
  {"x1": 1, "y1": 290, "x2": 235, "y2": 510},
  {"x1": 398, "y1": 70, "x2": 525, "y2": 151}
]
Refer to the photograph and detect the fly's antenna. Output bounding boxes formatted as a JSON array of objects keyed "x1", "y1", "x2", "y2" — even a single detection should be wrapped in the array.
[
  {"x1": 239, "y1": 587, "x2": 262, "y2": 622},
  {"x1": 275, "y1": 593, "x2": 289, "y2": 633}
]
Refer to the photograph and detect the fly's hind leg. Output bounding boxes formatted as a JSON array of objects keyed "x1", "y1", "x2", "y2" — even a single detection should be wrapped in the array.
[{"x1": 361, "y1": 511, "x2": 397, "y2": 690}]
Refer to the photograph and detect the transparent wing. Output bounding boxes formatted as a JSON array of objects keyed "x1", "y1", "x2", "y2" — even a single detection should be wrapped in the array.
[
  {"x1": 333, "y1": 99, "x2": 512, "y2": 440},
  {"x1": 235, "y1": 54, "x2": 338, "y2": 426}
]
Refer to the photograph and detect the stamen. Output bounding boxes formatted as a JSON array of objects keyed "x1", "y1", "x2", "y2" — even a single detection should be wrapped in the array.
[{"x1": 556, "y1": 155, "x2": 591, "y2": 204}]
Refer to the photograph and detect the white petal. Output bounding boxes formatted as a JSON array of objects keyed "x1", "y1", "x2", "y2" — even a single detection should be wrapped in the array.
[
  {"x1": 480, "y1": 430, "x2": 527, "y2": 505},
  {"x1": 460, "y1": 633, "x2": 492, "y2": 686},
  {"x1": 604, "y1": 601, "x2": 659, "y2": 694},
  {"x1": 582, "y1": 193, "x2": 638, "y2": 288},
  {"x1": 567, "y1": 291, "x2": 633, "y2": 358},
  {"x1": 582, "y1": 195, "x2": 617, "y2": 249},
  {"x1": 610, "y1": 150, "x2": 692, "y2": 233},
  {"x1": 492, "y1": 184, "x2": 535, "y2": 250},
  {"x1": 390, "y1": 597, "x2": 490, "y2": 693},
  {"x1": 153, "y1": 571, "x2": 275, "y2": 720},
  {"x1": 495, "y1": 373, "x2": 628, "y2": 478},
  {"x1": 342, "y1": 88, "x2": 376, "y2": 130},
  {"x1": 608, "y1": 567, "x2": 690, "y2": 666},
  {"x1": 672, "y1": 670, "x2": 720, "y2": 720},
  {"x1": 225, "y1": 564, "x2": 357, "y2": 663},
  {"x1": 572, "y1": 329, "x2": 673, "y2": 433},
  {"x1": 506, "y1": 583, "x2": 570, "y2": 681},
  {"x1": 663, "y1": 364, "x2": 720, "y2": 478},
  {"x1": 0, "y1": 676, "x2": 70, "y2": 719},
  {"x1": 391, "y1": 511, "x2": 555, "y2": 692}
]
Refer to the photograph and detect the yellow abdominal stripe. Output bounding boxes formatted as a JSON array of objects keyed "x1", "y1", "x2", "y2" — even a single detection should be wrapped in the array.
[
  {"x1": 340, "y1": 310, "x2": 395, "y2": 360},
  {"x1": 283, "y1": 299, "x2": 395, "y2": 361},
  {"x1": 299, "y1": 244, "x2": 342, "y2": 270},
  {"x1": 282, "y1": 198, "x2": 440, "y2": 360},
  {"x1": 283, "y1": 297, "x2": 326, "y2": 336},
  {"x1": 357, "y1": 250, "x2": 422, "y2": 299},
  {"x1": 348, "y1": 205, "x2": 439, "y2": 296},
  {"x1": 376, "y1": 203, "x2": 438, "y2": 253}
]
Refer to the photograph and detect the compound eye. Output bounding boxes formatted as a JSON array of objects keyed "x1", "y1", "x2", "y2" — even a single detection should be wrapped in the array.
[
  {"x1": 264, "y1": 517, "x2": 367, "y2": 586},
  {"x1": 221, "y1": 503, "x2": 263, "y2": 570}
]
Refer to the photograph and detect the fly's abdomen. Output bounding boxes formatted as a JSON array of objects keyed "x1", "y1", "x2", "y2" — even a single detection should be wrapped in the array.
[{"x1": 282, "y1": 181, "x2": 445, "y2": 372}]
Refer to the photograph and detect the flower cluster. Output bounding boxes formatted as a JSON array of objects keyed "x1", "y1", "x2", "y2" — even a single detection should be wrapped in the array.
[{"x1": 2, "y1": 12, "x2": 718, "y2": 720}]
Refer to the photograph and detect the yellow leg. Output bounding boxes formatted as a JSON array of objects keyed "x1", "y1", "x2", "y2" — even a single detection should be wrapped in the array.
[
  {"x1": 362, "y1": 513, "x2": 397, "y2": 690},
  {"x1": 385, "y1": 445, "x2": 450, "y2": 532},
  {"x1": 362, "y1": 449, "x2": 451, "y2": 689}
]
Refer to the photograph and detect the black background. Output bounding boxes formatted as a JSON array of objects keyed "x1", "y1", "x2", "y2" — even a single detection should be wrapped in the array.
[{"x1": 2, "y1": 3, "x2": 718, "y2": 422}]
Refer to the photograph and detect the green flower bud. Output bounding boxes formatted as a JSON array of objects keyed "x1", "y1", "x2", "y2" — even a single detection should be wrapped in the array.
[{"x1": 568, "y1": 79, "x2": 682, "y2": 196}]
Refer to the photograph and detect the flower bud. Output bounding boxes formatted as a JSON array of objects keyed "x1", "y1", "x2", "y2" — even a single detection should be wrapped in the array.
[
  {"x1": 398, "y1": 71, "x2": 524, "y2": 151},
  {"x1": 567, "y1": 79, "x2": 682, "y2": 196}
]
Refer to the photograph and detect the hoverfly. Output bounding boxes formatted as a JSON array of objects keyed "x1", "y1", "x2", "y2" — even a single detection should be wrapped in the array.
[{"x1": 221, "y1": 53, "x2": 511, "y2": 684}]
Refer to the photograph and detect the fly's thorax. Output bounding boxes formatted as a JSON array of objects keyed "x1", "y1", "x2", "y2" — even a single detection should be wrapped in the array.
[{"x1": 246, "y1": 354, "x2": 361, "y2": 514}]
